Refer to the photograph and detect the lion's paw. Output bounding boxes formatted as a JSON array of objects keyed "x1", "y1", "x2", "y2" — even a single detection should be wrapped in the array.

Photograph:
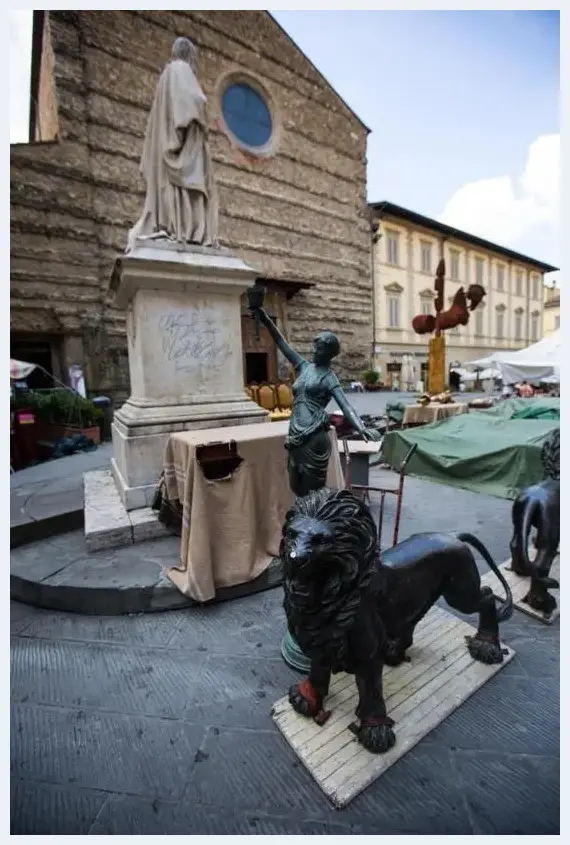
[
  {"x1": 523, "y1": 589, "x2": 557, "y2": 616},
  {"x1": 288, "y1": 681, "x2": 321, "y2": 718},
  {"x1": 465, "y1": 634, "x2": 507, "y2": 665},
  {"x1": 383, "y1": 639, "x2": 412, "y2": 667},
  {"x1": 357, "y1": 721, "x2": 396, "y2": 754}
]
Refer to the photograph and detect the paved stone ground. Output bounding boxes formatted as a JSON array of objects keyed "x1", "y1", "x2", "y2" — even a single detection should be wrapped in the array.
[
  {"x1": 11, "y1": 465, "x2": 559, "y2": 834},
  {"x1": 11, "y1": 444, "x2": 113, "y2": 527},
  {"x1": 13, "y1": 388, "x2": 558, "y2": 834}
]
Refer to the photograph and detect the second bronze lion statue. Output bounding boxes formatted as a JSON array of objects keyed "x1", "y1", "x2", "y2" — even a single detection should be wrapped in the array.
[
  {"x1": 509, "y1": 428, "x2": 560, "y2": 616},
  {"x1": 509, "y1": 478, "x2": 560, "y2": 616},
  {"x1": 281, "y1": 487, "x2": 513, "y2": 754}
]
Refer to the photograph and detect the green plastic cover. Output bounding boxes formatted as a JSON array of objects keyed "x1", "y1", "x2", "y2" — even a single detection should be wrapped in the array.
[
  {"x1": 381, "y1": 400, "x2": 559, "y2": 500},
  {"x1": 479, "y1": 396, "x2": 560, "y2": 421}
]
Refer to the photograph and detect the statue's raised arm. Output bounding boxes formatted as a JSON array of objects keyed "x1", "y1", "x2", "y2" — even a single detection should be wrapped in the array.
[
  {"x1": 246, "y1": 285, "x2": 380, "y2": 498},
  {"x1": 247, "y1": 286, "x2": 305, "y2": 371}
]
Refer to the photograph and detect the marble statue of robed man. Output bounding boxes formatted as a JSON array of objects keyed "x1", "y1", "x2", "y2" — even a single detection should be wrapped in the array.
[{"x1": 127, "y1": 37, "x2": 219, "y2": 251}]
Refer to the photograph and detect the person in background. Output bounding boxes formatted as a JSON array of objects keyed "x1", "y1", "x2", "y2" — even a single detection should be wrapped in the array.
[{"x1": 518, "y1": 381, "x2": 535, "y2": 398}]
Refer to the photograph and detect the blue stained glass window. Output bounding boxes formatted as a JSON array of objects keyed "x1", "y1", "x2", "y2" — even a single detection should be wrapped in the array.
[{"x1": 221, "y1": 83, "x2": 272, "y2": 149}]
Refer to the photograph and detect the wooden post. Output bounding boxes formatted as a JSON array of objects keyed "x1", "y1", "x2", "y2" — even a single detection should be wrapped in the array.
[{"x1": 428, "y1": 334, "x2": 446, "y2": 395}]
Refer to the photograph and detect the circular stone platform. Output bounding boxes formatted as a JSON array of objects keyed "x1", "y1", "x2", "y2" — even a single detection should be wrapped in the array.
[{"x1": 10, "y1": 528, "x2": 284, "y2": 616}]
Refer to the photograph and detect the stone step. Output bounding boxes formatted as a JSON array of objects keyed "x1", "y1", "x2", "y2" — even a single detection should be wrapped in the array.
[{"x1": 84, "y1": 469, "x2": 170, "y2": 552}]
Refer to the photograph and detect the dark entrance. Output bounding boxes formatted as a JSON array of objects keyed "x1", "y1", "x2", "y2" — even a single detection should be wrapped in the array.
[
  {"x1": 245, "y1": 352, "x2": 269, "y2": 384},
  {"x1": 241, "y1": 314, "x2": 277, "y2": 385},
  {"x1": 10, "y1": 337, "x2": 57, "y2": 389}
]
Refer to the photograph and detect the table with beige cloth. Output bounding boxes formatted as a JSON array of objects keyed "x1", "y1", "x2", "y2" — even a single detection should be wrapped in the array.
[
  {"x1": 402, "y1": 402, "x2": 469, "y2": 426},
  {"x1": 163, "y1": 420, "x2": 345, "y2": 602}
]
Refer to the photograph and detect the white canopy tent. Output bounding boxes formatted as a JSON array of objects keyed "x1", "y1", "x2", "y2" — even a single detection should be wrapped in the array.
[
  {"x1": 451, "y1": 366, "x2": 500, "y2": 383},
  {"x1": 466, "y1": 331, "x2": 561, "y2": 385}
]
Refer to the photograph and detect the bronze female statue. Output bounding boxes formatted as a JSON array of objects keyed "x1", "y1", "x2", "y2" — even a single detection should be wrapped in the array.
[{"x1": 247, "y1": 286, "x2": 380, "y2": 498}]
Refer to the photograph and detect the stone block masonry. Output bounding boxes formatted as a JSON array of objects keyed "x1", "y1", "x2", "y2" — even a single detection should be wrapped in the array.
[{"x1": 10, "y1": 11, "x2": 372, "y2": 399}]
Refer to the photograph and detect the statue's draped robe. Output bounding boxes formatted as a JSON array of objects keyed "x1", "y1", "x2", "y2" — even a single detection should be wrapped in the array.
[{"x1": 128, "y1": 59, "x2": 218, "y2": 249}]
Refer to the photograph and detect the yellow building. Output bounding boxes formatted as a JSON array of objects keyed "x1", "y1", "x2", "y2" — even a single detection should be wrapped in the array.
[
  {"x1": 543, "y1": 283, "x2": 560, "y2": 337},
  {"x1": 369, "y1": 201, "x2": 558, "y2": 389}
]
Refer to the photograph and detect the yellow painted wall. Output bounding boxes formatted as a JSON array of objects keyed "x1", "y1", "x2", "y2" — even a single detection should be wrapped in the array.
[
  {"x1": 543, "y1": 285, "x2": 560, "y2": 337},
  {"x1": 372, "y1": 212, "x2": 547, "y2": 382}
]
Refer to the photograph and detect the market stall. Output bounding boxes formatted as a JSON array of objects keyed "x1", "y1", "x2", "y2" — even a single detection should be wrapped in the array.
[
  {"x1": 11, "y1": 360, "x2": 39, "y2": 469},
  {"x1": 10, "y1": 359, "x2": 103, "y2": 469},
  {"x1": 466, "y1": 331, "x2": 560, "y2": 385}
]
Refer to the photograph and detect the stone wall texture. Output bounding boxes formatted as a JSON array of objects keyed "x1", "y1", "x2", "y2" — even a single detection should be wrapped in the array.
[{"x1": 10, "y1": 11, "x2": 372, "y2": 398}]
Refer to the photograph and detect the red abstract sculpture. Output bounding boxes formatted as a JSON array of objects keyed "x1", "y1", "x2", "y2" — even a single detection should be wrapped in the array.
[
  {"x1": 411, "y1": 314, "x2": 436, "y2": 335},
  {"x1": 411, "y1": 258, "x2": 486, "y2": 337}
]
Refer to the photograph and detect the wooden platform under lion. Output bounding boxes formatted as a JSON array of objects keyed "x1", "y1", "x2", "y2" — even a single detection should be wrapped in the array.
[{"x1": 272, "y1": 604, "x2": 514, "y2": 808}]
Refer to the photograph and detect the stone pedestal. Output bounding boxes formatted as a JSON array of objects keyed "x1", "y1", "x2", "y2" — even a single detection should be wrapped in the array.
[{"x1": 108, "y1": 240, "x2": 268, "y2": 510}]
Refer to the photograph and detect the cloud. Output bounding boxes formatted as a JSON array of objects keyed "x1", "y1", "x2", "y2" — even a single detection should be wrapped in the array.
[{"x1": 437, "y1": 134, "x2": 559, "y2": 255}]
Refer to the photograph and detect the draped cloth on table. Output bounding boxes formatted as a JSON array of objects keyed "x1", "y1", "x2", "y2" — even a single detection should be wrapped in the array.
[
  {"x1": 163, "y1": 421, "x2": 345, "y2": 603},
  {"x1": 127, "y1": 58, "x2": 218, "y2": 250}
]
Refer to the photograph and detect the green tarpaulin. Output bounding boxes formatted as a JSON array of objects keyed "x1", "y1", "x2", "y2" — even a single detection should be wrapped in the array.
[
  {"x1": 476, "y1": 396, "x2": 560, "y2": 421},
  {"x1": 382, "y1": 400, "x2": 559, "y2": 500}
]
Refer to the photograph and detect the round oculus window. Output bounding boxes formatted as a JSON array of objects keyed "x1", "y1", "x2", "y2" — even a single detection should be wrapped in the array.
[{"x1": 221, "y1": 83, "x2": 273, "y2": 149}]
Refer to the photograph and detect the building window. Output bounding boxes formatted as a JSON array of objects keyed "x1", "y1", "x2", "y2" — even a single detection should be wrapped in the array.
[
  {"x1": 475, "y1": 257, "x2": 484, "y2": 286},
  {"x1": 515, "y1": 270, "x2": 523, "y2": 296},
  {"x1": 450, "y1": 250, "x2": 460, "y2": 281},
  {"x1": 497, "y1": 265, "x2": 504, "y2": 291},
  {"x1": 532, "y1": 275, "x2": 539, "y2": 300},
  {"x1": 388, "y1": 296, "x2": 400, "y2": 328},
  {"x1": 221, "y1": 82, "x2": 273, "y2": 150},
  {"x1": 531, "y1": 314, "x2": 539, "y2": 341},
  {"x1": 515, "y1": 312, "x2": 523, "y2": 340},
  {"x1": 420, "y1": 298, "x2": 432, "y2": 315},
  {"x1": 496, "y1": 311, "x2": 504, "y2": 339},
  {"x1": 386, "y1": 231, "x2": 399, "y2": 266},
  {"x1": 475, "y1": 309, "x2": 484, "y2": 336},
  {"x1": 420, "y1": 241, "x2": 432, "y2": 274},
  {"x1": 555, "y1": 315, "x2": 560, "y2": 330}
]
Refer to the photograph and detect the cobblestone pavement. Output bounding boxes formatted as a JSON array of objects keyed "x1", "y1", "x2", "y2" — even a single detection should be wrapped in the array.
[{"x1": 11, "y1": 470, "x2": 559, "y2": 835}]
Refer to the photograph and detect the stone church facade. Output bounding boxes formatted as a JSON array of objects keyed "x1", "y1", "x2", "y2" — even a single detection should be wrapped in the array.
[{"x1": 10, "y1": 11, "x2": 372, "y2": 400}]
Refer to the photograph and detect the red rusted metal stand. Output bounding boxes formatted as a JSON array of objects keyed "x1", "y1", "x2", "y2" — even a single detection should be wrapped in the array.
[{"x1": 342, "y1": 441, "x2": 417, "y2": 547}]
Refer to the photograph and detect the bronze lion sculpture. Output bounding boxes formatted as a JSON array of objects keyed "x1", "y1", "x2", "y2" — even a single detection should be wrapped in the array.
[
  {"x1": 281, "y1": 487, "x2": 513, "y2": 754},
  {"x1": 509, "y1": 478, "x2": 560, "y2": 616}
]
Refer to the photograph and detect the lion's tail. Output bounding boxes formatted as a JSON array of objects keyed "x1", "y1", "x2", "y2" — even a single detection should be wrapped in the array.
[{"x1": 456, "y1": 533, "x2": 513, "y2": 622}]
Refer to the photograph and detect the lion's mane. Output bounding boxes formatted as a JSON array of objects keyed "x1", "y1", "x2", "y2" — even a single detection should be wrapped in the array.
[{"x1": 281, "y1": 487, "x2": 379, "y2": 671}]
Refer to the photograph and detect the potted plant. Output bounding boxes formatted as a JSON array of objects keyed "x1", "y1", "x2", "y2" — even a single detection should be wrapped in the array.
[
  {"x1": 362, "y1": 368, "x2": 382, "y2": 392},
  {"x1": 34, "y1": 390, "x2": 103, "y2": 445}
]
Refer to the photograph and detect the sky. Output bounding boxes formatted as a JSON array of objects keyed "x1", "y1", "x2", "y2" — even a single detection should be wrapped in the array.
[{"x1": 10, "y1": 10, "x2": 560, "y2": 277}]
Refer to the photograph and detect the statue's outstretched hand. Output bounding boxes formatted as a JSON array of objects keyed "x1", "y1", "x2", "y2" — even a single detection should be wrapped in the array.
[{"x1": 361, "y1": 428, "x2": 382, "y2": 443}]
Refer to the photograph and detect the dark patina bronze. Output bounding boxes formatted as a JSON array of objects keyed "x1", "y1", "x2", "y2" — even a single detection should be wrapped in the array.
[
  {"x1": 281, "y1": 487, "x2": 513, "y2": 754},
  {"x1": 510, "y1": 478, "x2": 560, "y2": 616},
  {"x1": 509, "y1": 427, "x2": 560, "y2": 616},
  {"x1": 247, "y1": 285, "x2": 380, "y2": 498}
]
